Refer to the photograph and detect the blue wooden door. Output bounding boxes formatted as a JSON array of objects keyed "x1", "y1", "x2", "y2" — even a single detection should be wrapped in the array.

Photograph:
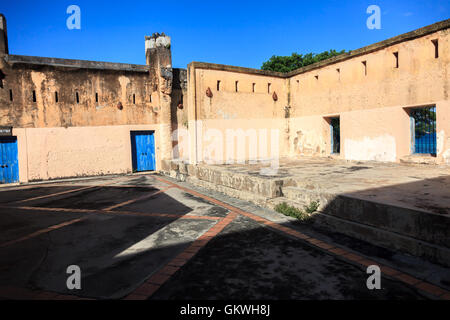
[
  {"x1": 0, "y1": 137, "x2": 19, "y2": 184},
  {"x1": 131, "y1": 131, "x2": 156, "y2": 172}
]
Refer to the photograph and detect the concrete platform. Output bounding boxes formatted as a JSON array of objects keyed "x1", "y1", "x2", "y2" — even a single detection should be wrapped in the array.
[{"x1": 161, "y1": 157, "x2": 450, "y2": 267}]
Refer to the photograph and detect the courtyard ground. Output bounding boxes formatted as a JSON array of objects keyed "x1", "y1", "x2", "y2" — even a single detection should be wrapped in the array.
[{"x1": 0, "y1": 173, "x2": 448, "y2": 300}]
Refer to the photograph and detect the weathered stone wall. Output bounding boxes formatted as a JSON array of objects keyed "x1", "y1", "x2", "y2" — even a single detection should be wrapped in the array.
[
  {"x1": 185, "y1": 62, "x2": 288, "y2": 164},
  {"x1": 144, "y1": 33, "x2": 174, "y2": 162},
  {"x1": 0, "y1": 13, "x2": 448, "y2": 184},
  {"x1": 0, "y1": 14, "x2": 181, "y2": 182},
  {"x1": 171, "y1": 68, "x2": 188, "y2": 160},
  {"x1": 185, "y1": 20, "x2": 450, "y2": 165},
  {"x1": 0, "y1": 58, "x2": 159, "y2": 128},
  {"x1": 288, "y1": 26, "x2": 450, "y2": 164},
  {"x1": 13, "y1": 124, "x2": 163, "y2": 182}
]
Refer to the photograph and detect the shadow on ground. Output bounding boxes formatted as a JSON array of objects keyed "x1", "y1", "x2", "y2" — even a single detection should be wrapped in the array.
[{"x1": 0, "y1": 175, "x2": 446, "y2": 300}]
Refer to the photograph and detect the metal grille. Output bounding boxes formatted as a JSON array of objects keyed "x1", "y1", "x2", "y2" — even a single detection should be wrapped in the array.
[{"x1": 412, "y1": 106, "x2": 436, "y2": 155}]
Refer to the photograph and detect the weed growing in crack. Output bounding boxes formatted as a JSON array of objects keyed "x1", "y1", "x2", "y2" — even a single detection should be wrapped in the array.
[{"x1": 275, "y1": 200, "x2": 319, "y2": 222}]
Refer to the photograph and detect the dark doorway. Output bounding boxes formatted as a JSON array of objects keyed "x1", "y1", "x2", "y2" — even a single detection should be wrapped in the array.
[{"x1": 330, "y1": 117, "x2": 340, "y2": 154}]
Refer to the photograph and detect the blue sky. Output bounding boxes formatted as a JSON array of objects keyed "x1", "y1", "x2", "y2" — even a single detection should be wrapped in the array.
[{"x1": 0, "y1": 0, "x2": 448, "y2": 69}]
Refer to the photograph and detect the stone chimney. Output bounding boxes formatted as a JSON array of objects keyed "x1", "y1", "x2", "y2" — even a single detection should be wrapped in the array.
[
  {"x1": 145, "y1": 33, "x2": 173, "y2": 162},
  {"x1": 145, "y1": 33, "x2": 171, "y2": 68},
  {"x1": 0, "y1": 14, "x2": 8, "y2": 55}
]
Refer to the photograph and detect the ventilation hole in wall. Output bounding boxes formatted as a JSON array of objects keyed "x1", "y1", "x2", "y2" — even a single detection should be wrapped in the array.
[
  {"x1": 431, "y1": 39, "x2": 438, "y2": 58},
  {"x1": 252, "y1": 83, "x2": 256, "y2": 93},
  {"x1": 362, "y1": 61, "x2": 367, "y2": 76},
  {"x1": 32, "y1": 90, "x2": 36, "y2": 102},
  {"x1": 314, "y1": 75, "x2": 319, "y2": 80},
  {"x1": 133, "y1": 94, "x2": 136, "y2": 104},
  {"x1": 9, "y1": 89, "x2": 13, "y2": 101},
  {"x1": 149, "y1": 94, "x2": 152, "y2": 103},
  {"x1": 393, "y1": 52, "x2": 399, "y2": 68},
  {"x1": 217, "y1": 80, "x2": 221, "y2": 91},
  {"x1": 55, "y1": 91, "x2": 59, "y2": 103},
  {"x1": 95, "y1": 92, "x2": 98, "y2": 103},
  {"x1": 235, "y1": 81, "x2": 239, "y2": 92},
  {"x1": 336, "y1": 69, "x2": 340, "y2": 80},
  {"x1": 76, "y1": 92, "x2": 79, "y2": 104},
  {"x1": 268, "y1": 83, "x2": 271, "y2": 93}
]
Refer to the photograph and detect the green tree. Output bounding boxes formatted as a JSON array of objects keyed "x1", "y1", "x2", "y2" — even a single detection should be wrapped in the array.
[
  {"x1": 261, "y1": 50, "x2": 346, "y2": 73},
  {"x1": 412, "y1": 108, "x2": 436, "y2": 138}
]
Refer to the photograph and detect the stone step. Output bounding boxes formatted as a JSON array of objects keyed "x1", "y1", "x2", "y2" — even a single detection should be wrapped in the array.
[
  {"x1": 313, "y1": 212, "x2": 450, "y2": 267},
  {"x1": 160, "y1": 160, "x2": 450, "y2": 267},
  {"x1": 282, "y1": 186, "x2": 334, "y2": 210},
  {"x1": 192, "y1": 164, "x2": 285, "y2": 199},
  {"x1": 323, "y1": 194, "x2": 450, "y2": 249},
  {"x1": 269, "y1": 196, "x2": 450, "y2": 267},
  {"x1": 282, "y1": 186, "x2": 450, "y2": 250},
  {"x1": 266, "y1": 197, "x2": 309, "y2": 212},
  {"x1": 400, "y1": 155, "x2": 438, "y2": 165},
  {"x1": 185, "y1": 176, "x2": 269, "y2": 208}
]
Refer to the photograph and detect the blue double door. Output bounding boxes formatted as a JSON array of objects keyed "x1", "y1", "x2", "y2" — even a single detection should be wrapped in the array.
[
  {"x1": 131, "y1": 131, "x2": 156, "y2": 172},
  {"x1": 0, "y1": 137, "x2": 19, "y2": 184}
]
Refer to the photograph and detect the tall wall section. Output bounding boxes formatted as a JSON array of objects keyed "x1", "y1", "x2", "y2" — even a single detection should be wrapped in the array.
[
  {"x1": 185, "y1": 63, "x2": 288, "y2": 165},
  {"x1": 183, "y1": 19, "x2": 450, "y2": 165},
  {"x1": 287, "y1": 20, "x2": 450, "y2": 164},
  {"x1": 0, "y1": 16, "x2": 178, "y2": 182}
]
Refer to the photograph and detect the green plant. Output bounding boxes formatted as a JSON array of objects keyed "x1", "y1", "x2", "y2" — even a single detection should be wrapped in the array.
[
  {"x1": 275, "y1": 202, "x2": 309, "y2": 221},
  {"x1": 275, "y1": 200, "x2": 320, "y2": 222},
  {"x1": 304, "y1": 200, "x2": 320, "y2": 214}
]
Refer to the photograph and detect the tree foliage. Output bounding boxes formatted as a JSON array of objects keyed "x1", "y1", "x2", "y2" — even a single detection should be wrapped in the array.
[
  {"x1": 261, "y1": 50, "x2": 346, "y2": 73},
  {"x1": 412, "y1": 108, "x2": 436, "y2": 138}
]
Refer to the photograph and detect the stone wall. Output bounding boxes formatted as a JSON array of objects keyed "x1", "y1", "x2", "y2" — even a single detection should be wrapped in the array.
[
  {"x1": 0, "y1": 13, "x2": 448, "y2": 184},
  {"x1": 184, "y1": 19, "x2": 450, "y2": 165},
  {"x1": 0, "y1": 57, "x2": 158, "y2": 128},
  {"x1": 0, "y1": 15, "x2": 184, "y2": 182}
]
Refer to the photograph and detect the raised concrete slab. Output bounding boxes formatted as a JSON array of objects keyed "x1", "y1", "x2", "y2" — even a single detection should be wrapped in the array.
[{"x1": 161, "y1": 157, "x2": 450, "y2": 266}]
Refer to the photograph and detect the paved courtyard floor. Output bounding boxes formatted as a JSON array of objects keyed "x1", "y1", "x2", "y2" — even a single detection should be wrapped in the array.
[{"x1": 0, "y1": 173, "x2": 448, "y2": 300}]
